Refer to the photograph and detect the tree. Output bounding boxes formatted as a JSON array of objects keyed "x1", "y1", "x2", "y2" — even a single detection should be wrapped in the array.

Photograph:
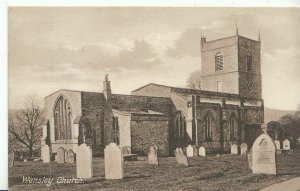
[
  {"x1": 8, "y1": 95, "x2": 44, "y2": 158},
  {"x1": 186, "y1": 70, "x2": 201, "y2": 90},
  {"x1": 266, "y1": 121, "x2": 284, "y2": 140},
  {"x1": 278, "y1": 113, "x2": 300, "y2": 140}
]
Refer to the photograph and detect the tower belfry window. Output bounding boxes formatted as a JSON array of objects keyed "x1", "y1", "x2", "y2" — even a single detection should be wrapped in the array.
[
  {"x1": 215, "y1": 52, "x2": 224, "y2": 71},
  {"x1": 246, "y1": 54, "x2": 252, "y2": 71}
]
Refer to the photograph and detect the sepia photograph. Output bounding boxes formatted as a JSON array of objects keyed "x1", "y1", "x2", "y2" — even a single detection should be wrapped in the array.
[{"x1": 6, "y1": 6, "x2": 300, "y2": 191}]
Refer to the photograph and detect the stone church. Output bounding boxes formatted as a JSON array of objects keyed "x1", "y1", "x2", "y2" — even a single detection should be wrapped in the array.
[{"x1": 41, "y1": 32, "x2": 264, "y2": 158}]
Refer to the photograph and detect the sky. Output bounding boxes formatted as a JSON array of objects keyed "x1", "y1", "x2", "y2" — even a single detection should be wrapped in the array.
[{"x1": 8, "y1": 7, "x2": 300, "y2": 110}]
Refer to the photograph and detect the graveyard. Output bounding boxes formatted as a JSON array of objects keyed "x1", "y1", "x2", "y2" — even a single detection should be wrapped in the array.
[{"x1": 9, "y1": 148, "x2": 300, "y2": 191}]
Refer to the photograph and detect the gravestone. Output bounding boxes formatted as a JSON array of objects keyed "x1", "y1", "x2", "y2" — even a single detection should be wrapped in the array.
[
  {"x1": 231, "y1": 144, "x2": 238, "y2": 155},
  {"x1": 274, "y1": 140, "x2": 280, "y2": 150},
  {"x1": 199, "y1": 146, "x2": 206, "y2": 157},
  {"x1": 67, "y1": 149, "x2": 75, "y2": 163},
  {"x1": 122, "y1": 146, "x2": 131, "y2": 155},
  {"x1": 105, "y1": 143, "x2": 124, "y2": 179},
  {"x1": 240, "y1": 143, "x2": 248, "y2": 155},
  {"x1": 252, "y1": 134, "x2": 276, "y2": 175},
  {"x1": 42, "y1": 145, "x2": 50, "y2": 163},
  {"x1": 148, "y1": 145, "x2": 159, "y2": 165},
  {"x1": 192, "y1": 145, "x2": 198, "y2": 156},
  {"x1": 283, "y1": 139, "x2": 290, "y2": 150},
  {"x1": 57, "y1": 147, "x2": 65, "y2": 163},
  {"x1": 247, "y1": 148, "x2": 253, "y2": 170},
  {"x1": 8, "y1": 151, "x2": 15, "y2": 167},
  {"x1": 77, "y1": 144, "x2": 93, "y2": 178},
  {"x1": 174, "y1": 148, "x2": 189, "y2": 166},
  {"x1": 186, "y1": 145, "x2": 194, "y2": 157}
]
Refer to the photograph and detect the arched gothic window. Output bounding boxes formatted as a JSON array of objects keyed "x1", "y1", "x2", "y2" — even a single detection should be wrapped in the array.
[
  {"x1": 246, "y1": 54, "x2": 252, "y2": 71},
  {"x1": 54, "y1": 96, "x2": 72, "y2": 140},
  {"x1": 175, "y1": 111, "x2": 186, "y2": 139},
  {"x1": 215, "y1": 52, "x2": 224, "y2": 71},
  {"x1": 229, "y1": 113, "x2": 238, "y2": 140},
  {"x1": 204, "y1": 112, "x2": 213, "y2": 141},
  {"x1": 112, "y1": 116, "x2": 119, "y2": 131}
]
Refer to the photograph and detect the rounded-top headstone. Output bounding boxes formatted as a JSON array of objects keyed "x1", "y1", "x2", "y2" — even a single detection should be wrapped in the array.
[
  {"x1": 199, "y1": 146, "x2": 206, "y2": 157},
  {"x1": 148, "y1": 145, "x2": 159, "y2": 165},
  {"x1": 67, "y1": 149, "x2": 75, "y2": 163},
  {"x1": 240, "y1": 143, "x2": 248, "y2": 155},
  {"x1": 252, "y1": 134, "x2": 276, "y2": 175},
  {"x1": 57, "y1": 147, "x2": 65, "y2": 163},
  {"x1": 122, "y1": 146, "x2": 131, "y2": 155}
]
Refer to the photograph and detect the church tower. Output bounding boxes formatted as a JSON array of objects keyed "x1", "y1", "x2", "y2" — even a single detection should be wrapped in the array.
[{"x1": 200, "y1": 32, "x2": 262, "y2": 99}]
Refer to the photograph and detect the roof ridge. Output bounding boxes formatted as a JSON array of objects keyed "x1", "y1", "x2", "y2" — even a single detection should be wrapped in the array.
[{"x1": 45, "y1": 89, "x2": 101, "y2": 98}]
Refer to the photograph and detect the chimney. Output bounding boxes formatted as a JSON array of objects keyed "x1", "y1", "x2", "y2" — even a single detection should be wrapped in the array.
[
  {"x1": 201, "y1": 36, "x2": 206, "y2": 48},
  {"x1": 103, "y1": 74, "x2": 112, "y2": 100}
]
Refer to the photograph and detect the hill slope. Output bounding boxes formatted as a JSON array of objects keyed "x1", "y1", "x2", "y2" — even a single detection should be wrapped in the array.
[{"x1": 264, "y1": 107, "x2": 296, "y2": 123}]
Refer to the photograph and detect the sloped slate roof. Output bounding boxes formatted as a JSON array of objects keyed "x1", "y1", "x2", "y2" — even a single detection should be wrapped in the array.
[
  {"x1": 112, "y1": 109, "x2": 164, "y2": 116},
  {"x1": 110, "y1": 94, "x2": 174, "y2": 115},
  {"x1": 131, "y1": 83, "x2": 241, "y2": 98}
]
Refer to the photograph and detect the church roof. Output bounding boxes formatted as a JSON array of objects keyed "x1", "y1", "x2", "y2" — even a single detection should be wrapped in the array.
[
  {"x1": 45, "y1": 89, "x2": 100, "y2": 99},
  {"x1": 112, "y1": 109, "x2": 165, "y2": 116},
  {"x1": 132, "y1": 83, "x2": 241, "y2": 99}
]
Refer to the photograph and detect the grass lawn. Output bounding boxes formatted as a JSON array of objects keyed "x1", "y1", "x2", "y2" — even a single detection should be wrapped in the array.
[{"x1": 9, "y1": 150, "x2": 300, "y2": 191}]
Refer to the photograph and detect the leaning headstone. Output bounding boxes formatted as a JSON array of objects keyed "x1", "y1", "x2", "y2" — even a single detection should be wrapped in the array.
[
  {"x1": 105, "y1": 143, "x2": 124, "y2": 179},
  {"x1": 240, "y1": 143, "x2": 248, "y2": 155},
  {"x1": 199, "y1": 146, "x2": 206, "y2": 157},
  {"x1": 186, "y1": 145, "x2": 194, "y2": 157},
  {"x1": 175, "y1": 148, "x2": 189, "y2": 166},
  {"x1": 67, "y1": 149, "x2": 75, "y2": 163},
  {"x1": 77, "y1": 144, "x2": 93, "y2": 178},
  {"x1": 231, "y1": 144, "x2": 238, "y2": 155},
  {"x1": 57, "y1": 147, "x2": 65, "y2": 163},
  {"x1": 42, "y1": 145, "x2": 50, "y2": 163},
  {"x1": 8, "y1": 151, "x2": 15, "y2": 167},
  {"x1": 252, "y1": 133, "x2": 276, "y2": 175},
  {"x1": 148, "y1": 145, "x2": 159, "y2": 165},
  {"x1": 283, "y1": 139, "x2": 290, "y2": 150},
  {"x1": 274, "y1": 140, "x2": 280, "y2": 150}
]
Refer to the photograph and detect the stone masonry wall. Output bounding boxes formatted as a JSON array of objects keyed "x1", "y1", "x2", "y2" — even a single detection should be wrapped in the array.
[
  {"x1": 81, "y1": 92, "x2": 107, "y2": 155},
  {"x1": 197, "y1": 103, "x2": 221, "y2": 152},
  {"x1": 130, "y1": 115, "x2": 170, "y2": 156},
  {"x1": 238, "y1": 36, "x2": 262, "y2": 99}
]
